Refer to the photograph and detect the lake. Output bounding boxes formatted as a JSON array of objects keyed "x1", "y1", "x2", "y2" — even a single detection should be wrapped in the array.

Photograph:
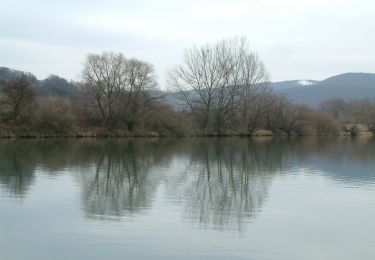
[{"x1": 0, "y1": 137, "x2": 375, "y2": 259}]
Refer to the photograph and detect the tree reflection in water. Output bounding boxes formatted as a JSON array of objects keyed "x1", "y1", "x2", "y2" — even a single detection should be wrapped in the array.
[
  {"x1": 1, "y1": 137, "x2": 375, "y2": 230},
  {"x1": 162, "y1": 138, "x2": 288, "y2": 230},
  {"x1": 0, "y1": 141, "x2": 36, "y2": 198},
  {"x1": 80, "y1": 141, "x2": 161, "y2": 219}
]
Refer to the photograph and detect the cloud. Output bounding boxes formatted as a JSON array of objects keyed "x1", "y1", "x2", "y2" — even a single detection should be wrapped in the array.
[
  {"x1": 257, "y1": 0, "x2": 346, "y2": 7},
  {"x1": 0, "y1": 38, "x2": 85, "y2": 80},
  {"x1": 0, "y1": 0, "x2": 374, "y2": 85}
]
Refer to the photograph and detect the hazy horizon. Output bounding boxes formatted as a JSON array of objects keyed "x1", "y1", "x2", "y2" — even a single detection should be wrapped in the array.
[{"x1": 1, "y1": 0, "x2": 374, "y2": 88}]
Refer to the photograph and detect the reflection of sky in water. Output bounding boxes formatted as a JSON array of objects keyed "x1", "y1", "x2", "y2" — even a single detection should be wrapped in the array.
[{"x1": 0, "y1": 138, "x2": 375, "y2": 260}]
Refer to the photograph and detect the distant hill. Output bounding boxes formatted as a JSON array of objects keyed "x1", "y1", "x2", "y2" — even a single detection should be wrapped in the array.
[
  {"x1": 38, "y1": 75, "x2": 78, "y2": 98},
  {"x1": 164, "y1": 73, "x2": 375, "y2": 109},
  {"x1": 273, "y1": 73, "x2": 375, "y2": 106},
  {"x1": 0, "y1": 67, "x2": 78, "y2": 98},
  {"x1": 1, "y1": 67, "x2": 374, "y2": 107},
  {"x1": 270, "y1": 79, "x2": 319, "y2": 91},
  {"x1": 0, "y1": 67, "x2": 38, "y2": 86}
]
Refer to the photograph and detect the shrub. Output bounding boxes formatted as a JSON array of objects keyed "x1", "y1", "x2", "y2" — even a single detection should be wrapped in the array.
[
  {"x1": 32, "y1": 98, "x2": 80, "y2": 134},
  {"x1": 311, "y1": 111, "x2": 341, "y2": 135},
  {"x1": 1, "y1": 77, "x2": 35, "y2": 122},
  {"x1": 144, "y1": 102, "x2": 190, "y2": 136}
]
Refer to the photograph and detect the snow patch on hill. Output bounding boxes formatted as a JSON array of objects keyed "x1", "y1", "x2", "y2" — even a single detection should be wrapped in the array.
[{"x1": 298, "y1": 80, "x2": 315, "y2": 86}]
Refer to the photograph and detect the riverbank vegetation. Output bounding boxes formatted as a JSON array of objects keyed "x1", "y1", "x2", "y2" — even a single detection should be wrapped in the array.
[{"x1": 0, "y1": 38, "x2": 374, "y2": 138}]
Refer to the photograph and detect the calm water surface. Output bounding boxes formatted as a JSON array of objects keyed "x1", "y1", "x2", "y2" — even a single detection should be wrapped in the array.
[{"x1": 0, "y1": 137, "x2": 375, "y2": 259}]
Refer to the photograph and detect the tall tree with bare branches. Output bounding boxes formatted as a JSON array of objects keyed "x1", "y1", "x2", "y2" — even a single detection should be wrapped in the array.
[
  {"x1": 168, "y1": 37, "x2": 270, "y2": 134},
  {"x1": 2, "y1": 77, "x2": 35, "y2": 121},
  {"x1": 82, "y1": 52, "x2": 156, "y2": 129}
]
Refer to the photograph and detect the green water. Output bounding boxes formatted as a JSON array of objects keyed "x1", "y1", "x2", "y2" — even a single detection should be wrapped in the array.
[{"x1": 0, "y1": 137, "x2": 375, "y2": 259}]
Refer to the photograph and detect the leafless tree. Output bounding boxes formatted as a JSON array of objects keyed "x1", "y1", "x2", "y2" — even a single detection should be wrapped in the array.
[
  {"x1": 240, "y1": 85, "x2": 272, "y2": 134},
  {"x1": 1, "y1": 77, "x2": 35, "y2": 120},
  {"x1": 168, "y1": 37, "x2": 270, "y2": 134},
  {"x1": 122, "y1": 58, "x2": 157, "y2": 130},
  {"x1": 82, "y1": 52, "x2": 127, "y2": 127},
  {"x1": 350, "y1": 99, "x2": 375, "y2": 133},
  {"x1": 266, "y1": 95, "x2": 310, "y2": 136},
  {"x1": 82, "y1": 52, "x2": 156, "y2": 129},
  {"x1": 320, "y1": 98, "x2": 351, "y2": 122},
  {"x1": 310, "y1": 111, "x2": 341, "y2": 135},
  {"x1": 238, "y1": 53, "x2": 271, "y2": 134},
  {"x1": 320, "y1": 98, "x2": 367, "y2": 135}
]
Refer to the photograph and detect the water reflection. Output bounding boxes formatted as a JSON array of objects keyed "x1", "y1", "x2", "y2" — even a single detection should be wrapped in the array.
[
  {"x1": 164, "y1": 138, "x2": 288, "y2": 230},
  {"x1": 80, "y1": 141, "x2": 163, "y2": 219},
  {"x1": 0, "y1": 137, "x2": 375, "y2": 229},
  {"x1": 0, "y1": 141, "x2": 36, "y2": 198}
]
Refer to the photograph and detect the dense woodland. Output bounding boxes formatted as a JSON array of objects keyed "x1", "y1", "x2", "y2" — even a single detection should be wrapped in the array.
[{"x1": 0, "y1": 38, "x2": 374, "y2": 137}]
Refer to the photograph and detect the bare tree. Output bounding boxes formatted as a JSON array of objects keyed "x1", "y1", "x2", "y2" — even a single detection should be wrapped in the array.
[
  {"x1": 168, "y1": 37, "x2": 269, "y2": 134},
  {"x1": 320, "y1": 98, "x2": 351, "y2": 122},
  {"x1": 122, "y1": 58, "x2": 157, "y2": 131},
  {"x1": 320, "y1": 98, "x2": 365, "y2": 136},
  {"x1": 82, "y1": 52, "x2": 127, "y2": 127},
  {"x1": 241, "y1": 87, "x2": 273, "y2": 134},
  {"x1": 1, "y1": 77, "x2": 35, "y2": 120},
  {"x1": 266, "y1": 95, "x2": 310, "y2": 136},
  {"x1": 351, "y1": 99, "x2": 375, "y2": 133},
  {"x1": 238, "y1": 53, "x2": 271, "y2": 134},
  {"x1": 82, "y1": 52, "x2": 156, "y2": 129},
  {"x1": 168, "y1": 45, "x2": 220, "y2": 131}
]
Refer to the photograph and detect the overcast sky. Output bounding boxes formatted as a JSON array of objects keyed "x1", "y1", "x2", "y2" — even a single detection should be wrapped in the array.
[{"x1": 1, "y1": 0, "x2": 374, "y2": 88}]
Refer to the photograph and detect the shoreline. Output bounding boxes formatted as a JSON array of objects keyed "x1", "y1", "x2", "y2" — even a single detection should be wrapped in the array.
[{"x1": 0, "y1": 129, "x2": 373, "y2": 139}]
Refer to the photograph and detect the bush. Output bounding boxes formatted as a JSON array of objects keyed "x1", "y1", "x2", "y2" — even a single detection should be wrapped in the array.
[
  {"x1": 144, "y1": 102, "x2": 190, "y2": 136},
  {"x1": 1, "y1": 77, "x2": 35, "y2": 122},
  {"x1": 32, "y1": 98, "x2": 80, "y2": 134},
  {"x1": 311, "y1": 111, "x2": 341, "y2": 135}
]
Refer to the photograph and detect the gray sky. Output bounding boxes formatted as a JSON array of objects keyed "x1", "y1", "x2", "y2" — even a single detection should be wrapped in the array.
[{"x1": 1, "y1": 0, "x2": 374, "y2": 88}]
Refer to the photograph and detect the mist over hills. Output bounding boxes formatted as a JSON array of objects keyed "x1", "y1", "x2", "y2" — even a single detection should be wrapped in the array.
[{"x1": 1, "y1": 66, "x2": 374, "y2": 107}]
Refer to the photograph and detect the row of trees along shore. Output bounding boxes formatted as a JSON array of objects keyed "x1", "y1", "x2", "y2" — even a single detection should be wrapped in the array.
[{"x1": 0, "y1": 37, "x2": 374, "y2": 137}]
